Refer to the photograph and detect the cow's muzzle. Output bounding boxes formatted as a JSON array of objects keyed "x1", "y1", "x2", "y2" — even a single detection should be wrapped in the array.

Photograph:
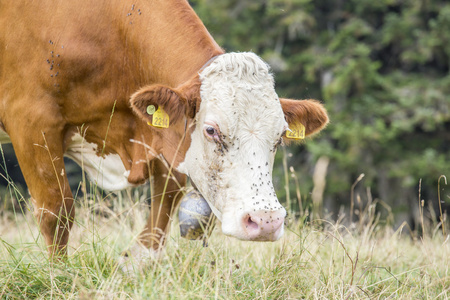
[{"x1": 241, "y1": 208, "x2": 286, "y2": 241}]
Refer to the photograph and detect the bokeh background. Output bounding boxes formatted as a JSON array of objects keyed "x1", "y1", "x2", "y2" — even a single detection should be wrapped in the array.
[{"x1": 1, "y1": 0, "x2": 449, "y2": 230}]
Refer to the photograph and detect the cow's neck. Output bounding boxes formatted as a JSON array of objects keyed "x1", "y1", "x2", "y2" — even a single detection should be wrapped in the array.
[
  {"x1": 116, "y1": 1, "x2": 222, "y2": 183},
  {"x1": 66, "y1": 0, "x2": 223, "y2": 185},
  {"x1": 115, "y1": 0, "x2": 223, "y2": 86},
  {"x1": 126, "y1": 118, "x2": 192, "y2": 185}
]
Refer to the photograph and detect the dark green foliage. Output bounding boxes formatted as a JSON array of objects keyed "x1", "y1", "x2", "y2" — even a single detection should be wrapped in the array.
[
  {"x1": 0, "y1": 1, "x2": 448, "y2": 225},
  {"x1": 192, "y1": 0, "x2": 450, "y2": 225}
]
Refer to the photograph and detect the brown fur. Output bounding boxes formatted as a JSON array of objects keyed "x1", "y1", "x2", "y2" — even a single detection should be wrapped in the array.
[
  {"x1": 280, "y1": 98, "x2": 329, "y2": 139},
  {"x1": 0, "y1": 0, "x2": 223, "y2": 256},
  {"x1": 130, "y1": 75, "x2": 202, "y2": 125},
  {"x1": 0, "y1": 0, "x2": 327, "y2": 257}
]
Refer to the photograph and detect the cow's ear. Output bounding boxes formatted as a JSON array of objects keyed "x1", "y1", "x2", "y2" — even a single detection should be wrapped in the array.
[
  {"x1": 280, "y1": 98, "x2": 329, "y2": 139},
  {"x1": 130, "y1": 76, "x2": 201, "y2": 125},
  {"x1": 130, "y1": 84, "x2": 185, "y2": 125}
]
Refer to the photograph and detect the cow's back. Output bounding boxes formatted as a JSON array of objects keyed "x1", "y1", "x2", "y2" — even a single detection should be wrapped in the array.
[
  {"x1": 0, "y1": 0, "x2": 222, "y2": 189},
  {"x1": 0, "y1": 0, "x2": 221, "y2": 127},
  {"x1": 1, "y1": 2, "x2": 128, "y2": 122}
]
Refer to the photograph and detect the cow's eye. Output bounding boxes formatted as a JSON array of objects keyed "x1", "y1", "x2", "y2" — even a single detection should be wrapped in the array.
[
  {"x1": 203, "y1": 124, "x2": 220, "y2": 142},
  {"x1": 205, "y1": 127, "x2": 216, "y2": 135}
]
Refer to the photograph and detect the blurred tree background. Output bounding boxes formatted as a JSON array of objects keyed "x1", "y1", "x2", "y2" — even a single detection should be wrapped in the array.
[
  {"x1": 190, "y1": 0, "x2": 449, "y2": 227},
  {"x1": 1, "y1": 0, "x2": 449, "y2": 229}
]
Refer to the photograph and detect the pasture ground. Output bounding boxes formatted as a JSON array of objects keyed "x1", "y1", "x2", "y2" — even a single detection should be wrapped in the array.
[{"x1": 0, "y1": 188, "x2": 449, "y2": 299}]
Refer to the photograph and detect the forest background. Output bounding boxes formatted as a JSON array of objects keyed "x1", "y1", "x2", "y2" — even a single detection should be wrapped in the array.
[{"x1": 1, "y1": 0, "x2": 449, "y2": 230}]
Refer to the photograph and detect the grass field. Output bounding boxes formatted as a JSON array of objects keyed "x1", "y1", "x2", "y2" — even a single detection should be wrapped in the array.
[{"x1": 0, "y1": 185, "x2": 449, "y2": 300}]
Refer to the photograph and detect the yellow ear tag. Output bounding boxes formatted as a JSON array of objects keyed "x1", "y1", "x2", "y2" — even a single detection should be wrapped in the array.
[
  {"x1": 150, "y1": 106, "x2": 169, "y2": 128},
  {"x1": 286, "y1": 123, "x2": 305, "y2": 139}
]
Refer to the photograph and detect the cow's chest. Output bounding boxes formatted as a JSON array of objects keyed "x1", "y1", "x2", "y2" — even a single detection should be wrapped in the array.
[
  {"x1": 65, "y1": 134, "x2": 134, "y2": 191},
  {"x1": 0, "y1": 127, "x2": 133, "y2": 191}
]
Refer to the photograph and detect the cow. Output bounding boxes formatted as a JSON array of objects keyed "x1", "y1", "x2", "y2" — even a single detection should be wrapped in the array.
[{"x1": 0, "y1": 0, "x2": 328, "y2": 262}]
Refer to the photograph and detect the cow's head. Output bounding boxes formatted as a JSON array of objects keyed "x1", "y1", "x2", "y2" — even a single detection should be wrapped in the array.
[{"x1": 130, "y1": 52, "x2": 328, "y2": 241}]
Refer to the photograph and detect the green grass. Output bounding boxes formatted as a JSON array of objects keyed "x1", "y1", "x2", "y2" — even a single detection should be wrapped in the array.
[{"x1": 0, "y1": 188, "x2": 449, "y2": 299}]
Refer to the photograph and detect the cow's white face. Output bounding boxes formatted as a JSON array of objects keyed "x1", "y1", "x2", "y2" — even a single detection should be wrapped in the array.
[
  {"x1": 130, "y1": 52, "x2": 328, "y2": 242},
  {"x1": 181, "y1": 53, "x2": 287, "y2": 241}
]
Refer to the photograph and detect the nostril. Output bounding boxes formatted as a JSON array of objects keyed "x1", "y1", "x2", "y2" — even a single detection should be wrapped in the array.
[
  {"x1": 245, "y1": 215, "x2": 259, "y2": 231},
  {"x1": 238, "y1": 209, "x2": 286, "y2": 240}
]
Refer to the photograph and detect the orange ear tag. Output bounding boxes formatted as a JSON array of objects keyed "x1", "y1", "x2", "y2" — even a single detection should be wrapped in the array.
[
  {"x1": 286, "y1": 123, "x2": 305, "y2": 139},
  {"x1": 148, "y1": 106, "x2": 169, "y2": 128}
]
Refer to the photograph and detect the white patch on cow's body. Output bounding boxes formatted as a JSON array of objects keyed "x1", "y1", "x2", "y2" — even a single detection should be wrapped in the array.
[
  {"x1": 182, "y1": 52, "x2": 287, "y2": 241},
  {"x1": 0, "y1": 128, "x2": 132, "y2": 191},
  {"x1": 65, "y1": 133, "x2": 134, "y2": 191}
]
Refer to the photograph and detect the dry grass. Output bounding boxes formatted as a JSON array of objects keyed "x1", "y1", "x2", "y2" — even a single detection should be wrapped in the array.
[{"x1": 0, "y1": 187, "x2": 449, "y2": 299}]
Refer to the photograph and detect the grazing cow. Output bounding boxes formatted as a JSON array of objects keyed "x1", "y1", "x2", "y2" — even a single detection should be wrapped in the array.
[{"x1": 0, "y1": 0, "x2": 328, "y2": 259}]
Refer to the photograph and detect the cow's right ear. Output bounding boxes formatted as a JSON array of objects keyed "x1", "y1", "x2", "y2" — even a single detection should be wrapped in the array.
[
  {"x1": 280, "y1": 98, "x2": 329, "y2": 140},
  {"x1": 130, "y1": 76, "x2": 201, "y2": 125}
]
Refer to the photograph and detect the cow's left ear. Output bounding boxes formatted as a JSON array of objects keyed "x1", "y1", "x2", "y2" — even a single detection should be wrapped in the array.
[
  {"x1": 130, "y1": 76, "x2": 201, "y2": 126},
  {"x1": 280, "y1": 98, "x2": 329, "y2": 138}
]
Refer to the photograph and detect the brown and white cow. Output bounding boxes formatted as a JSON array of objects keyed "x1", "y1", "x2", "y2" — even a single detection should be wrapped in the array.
[{"x1": 0, "y1": 0, "x2": 328, "y2": 260}]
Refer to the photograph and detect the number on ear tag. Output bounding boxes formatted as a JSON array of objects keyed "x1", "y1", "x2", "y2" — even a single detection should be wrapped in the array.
[
  {"x1": 286, "y1": 123, "x2": 305, "y2": 139},
  {"x1": 151, "y1": 107, "x2": 170, "y2": 128}
]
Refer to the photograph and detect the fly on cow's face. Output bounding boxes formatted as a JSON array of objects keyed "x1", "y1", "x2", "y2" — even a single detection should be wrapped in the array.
[
  {"x1": 273, "y1": 128, "x2": 287, "y2": 151},
  {"x1": 274, "y1": 137, "x2": 284, "y2": 151}
]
